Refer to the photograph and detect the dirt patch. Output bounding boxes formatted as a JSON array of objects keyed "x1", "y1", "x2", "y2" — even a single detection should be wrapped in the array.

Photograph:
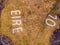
[{"x1": 1, "y1": 0, "x2": 60, "y2": 45}]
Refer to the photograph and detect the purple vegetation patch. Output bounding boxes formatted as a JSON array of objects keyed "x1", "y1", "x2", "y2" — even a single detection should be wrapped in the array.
[
  {"x1": 0, "y1": 35, "x2": 14, "y2": 45},
  {"x1": 57, "y1": 13, "x2": 60, "y2": 19},
  {"x1": 52, "y1": 27, "x2": 60, "y2": 45},
  {"x1": 0, "y1": 0, "x2": 5, "y2": 10}
]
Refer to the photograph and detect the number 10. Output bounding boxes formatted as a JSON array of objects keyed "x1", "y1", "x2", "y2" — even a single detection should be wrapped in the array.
[{"x1": 45, "y1": 14, "x2": 57, "y2": 27}]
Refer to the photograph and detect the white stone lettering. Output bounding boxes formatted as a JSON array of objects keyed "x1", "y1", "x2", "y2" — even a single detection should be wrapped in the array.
[
  {"x1": 45, "y1": 15, "x2": 57, "y2": 27},
  {"x1": 11, "y1": 10, "x2": 23, "y2": 34},
  {"x1": 46, "y1": 18, "x2": 56, "y2": 26},
  {"x1": 12, "y1": 20, "x2": 22, "y2": 25}
]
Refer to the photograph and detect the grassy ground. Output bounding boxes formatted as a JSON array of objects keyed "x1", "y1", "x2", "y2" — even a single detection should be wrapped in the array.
[{"x1": 0, "y1": 0, "x2": 59, "y2": 45}]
